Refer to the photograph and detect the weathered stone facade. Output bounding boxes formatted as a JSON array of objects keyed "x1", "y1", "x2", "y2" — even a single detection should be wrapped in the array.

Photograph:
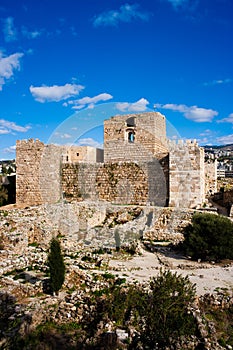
[
  {"x1": 205, "y1": 159, "x2": 217, "y2": 196},
  {"x1": 169, "y1": 140, "x2": 205, "y2": 208},
  {"x1": 16, "y1": 112, "x2": 215, "y2": 208},
  {"x1": 16, "y1": 139, "x2": 64, "y2": 205},
  {"x1": 61, "y1": 160, "x2": 168, "y2": 206},
  {"x1": 104, "y1": 112, "x2": 168, "y2": 162}
]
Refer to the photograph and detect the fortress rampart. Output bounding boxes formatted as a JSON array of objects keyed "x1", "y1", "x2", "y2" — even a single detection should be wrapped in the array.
[{"x1": 16, "y1": 112, "x2": 216, "y2": 208}]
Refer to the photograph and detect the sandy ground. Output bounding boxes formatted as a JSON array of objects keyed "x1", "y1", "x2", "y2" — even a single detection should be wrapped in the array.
[{"x1": 109, "y1": 249, "x2": 233, "y2": 295}]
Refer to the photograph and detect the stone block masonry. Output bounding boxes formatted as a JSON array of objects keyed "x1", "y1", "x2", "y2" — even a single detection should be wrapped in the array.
[
  {"x1": 104, "y1": 112, "x2": 168, "y2": 162},
  {"x1": 15, "y1": 112, "x2": 213, "y2": 209},
  {"x1": 205, "y1": 159, "x2": 217, "y2": 196},
  {"x1": 169, "y1": 140, "x2": 205, "y2": 208},
  {"x1": 16, "y1": 139, "x2": 64, "y2": 206},
  {"x1": 62, "y1": 161, "x2": 168, "y2": 206}
]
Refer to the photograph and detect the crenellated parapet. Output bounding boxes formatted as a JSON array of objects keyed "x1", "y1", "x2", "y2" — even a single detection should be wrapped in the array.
[{"x1": 15, "y1": 114, "x2": 212, "y2": 209}]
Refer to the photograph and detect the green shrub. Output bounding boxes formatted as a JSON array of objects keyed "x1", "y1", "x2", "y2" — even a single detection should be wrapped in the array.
[
  {"x1": 181, "y1": 213, "x2": 233, "y2": 261},
  {"x1": 48, "y1": 238, "x2": 65, "y2": 295},
  {"x1": 139, "y1": 269, "x2": 197, "y2": 348}
]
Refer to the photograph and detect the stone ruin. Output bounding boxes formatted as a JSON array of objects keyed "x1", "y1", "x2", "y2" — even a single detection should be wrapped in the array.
[{"x1": 16, "y1": 111, "x2": 217, "y2": 208}]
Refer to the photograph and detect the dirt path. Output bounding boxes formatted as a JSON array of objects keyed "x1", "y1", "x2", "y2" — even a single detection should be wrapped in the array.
[{"x1": 109, "y1": 250, "x2": 233, "y2": 295}]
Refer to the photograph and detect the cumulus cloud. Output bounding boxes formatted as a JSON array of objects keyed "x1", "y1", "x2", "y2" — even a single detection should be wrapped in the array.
[
  {"x1": 217, "y1": 134, "x2": 233, "y2": 145},
  {"x1": 2, "y1": 17, "x2": 17, "y2": 42},
  {"x1": 30, "y1": 83, "x2": 84, "y2": 102},
  {"x1": 0, "y1": 52, "x2": 24, "y2": 90},
  {"x1": 204, "y1": 78, "x2": 232, "y2": 87},
  {"x1": 155, "y1": 103, "x2": 218, "y2": 122},
  {"x1": 77, "y1": 138, "x2": 103, "y2": 148},
  {"x1": 0, "y1": 119, "x2": 31, "y2": 134},
  {"x1": 116, "y1": 98, "x2": 149, "y2": 112},
  {"x1": 67, "y1": 93, "x2": 113, "y2": 110},
  {"x1": 217, "y1": 113, "x2": 233, "y2": 123},
  {"x1": 93, "y1": 3, "x2": 150, "y2": 27}
]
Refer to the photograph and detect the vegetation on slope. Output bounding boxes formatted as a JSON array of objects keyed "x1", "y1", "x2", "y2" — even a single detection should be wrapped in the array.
[{"x1": 180, "y1": 213, "x2": 233, "y2": 262}]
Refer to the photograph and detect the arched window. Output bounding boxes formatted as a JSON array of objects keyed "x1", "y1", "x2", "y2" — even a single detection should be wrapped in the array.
[{"x1": 128, "y1": 131, "x2": 135, "y2": 143}]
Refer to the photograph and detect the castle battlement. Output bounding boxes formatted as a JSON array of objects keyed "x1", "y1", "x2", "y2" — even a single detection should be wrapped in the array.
[{"x1": 15, "y1": 112, "x2": 215, "y2": 209}]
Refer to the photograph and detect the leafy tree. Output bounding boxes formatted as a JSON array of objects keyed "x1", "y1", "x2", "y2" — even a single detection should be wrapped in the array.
[
  {"x1": 139, "y1": 269, "x2": 197, "y2": 348},
  {"x1": 181, "y1": 213, "x2": 233, "y2": 261},
  {"x1": 48, "y1": 238, "x2": 65, "y2": 295}
]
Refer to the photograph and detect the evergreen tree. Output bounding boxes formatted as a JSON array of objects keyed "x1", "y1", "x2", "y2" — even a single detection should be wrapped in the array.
[{"x1": 48, "y1": 238, "x2": 65, "y2": 295}]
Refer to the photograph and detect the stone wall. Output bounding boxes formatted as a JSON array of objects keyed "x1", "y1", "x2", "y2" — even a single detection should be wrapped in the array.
[
  {"x1": 96, "y1": 163, "x2": 148, "y2": 205},
  {"x1": 169, "y1": 140, "x2": 205, "y2": 208},
  {"x1": 0, "y1": 202, "x2": 195, "y2": 259},
  {"x1": 205, "y1": 159, "x2": 217, "y2": 196},
  {"x1": 62, "y1": 161, "x2": 168, "y2": 206},
  {"x1": 104, "y1": 112, "x2": 168, "y2": 162},
  {"x1": 16, "y1": 139, "x2": 64, "y2": 206}
]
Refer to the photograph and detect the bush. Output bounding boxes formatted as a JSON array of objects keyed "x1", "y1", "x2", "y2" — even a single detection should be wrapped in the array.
[
  {"x1": 48, "y1": 238, "x2": 65, "y2": 295},
  {"x1": 138, "y1": 269, "x2": 197, "y2": 348},
  {"x1": 181, "y1": 213, "x2": 233, "y2": 261}
]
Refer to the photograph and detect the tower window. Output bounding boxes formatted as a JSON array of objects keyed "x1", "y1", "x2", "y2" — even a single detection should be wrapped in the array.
[
  {"x1": 128, "y1": 131, "x2": 135, "y2": 143},
  {"x1": 77, "y1": 153, "x2": 79, "y2": 156}
]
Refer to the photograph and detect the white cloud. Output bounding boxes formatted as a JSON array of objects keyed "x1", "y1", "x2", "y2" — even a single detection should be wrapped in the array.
[
  {"x1": 77, "y1": 138, "x2": 103, "y2": 148},
  {"x1": 0, "y1": 128, "x2": 9, "y2": 134},
  {"x1": 155, "y1": 103, "x2": 218, "y2": 122},
  {"x1": 3, "y1": 145, "x2": 16, "y2": 154},
  {"x1": 30, "y1": 83, "x2": 84, "y2": 102},
  {"x1": 68, "y1": 93, "x2": 113, "y2": 109},
  {"x1": 199, "y1": 129, "x2": 212, "y2": 137},
  {"x1": 217, "y1": 113, "x2": 233, "y2": 123},
  {"x1": 116, "y1": 98, "x2": 149, "y2": 112},
  {"x1": 204, "y1": 78, "x2": 232, "y2": 87},
  {"x1": 93, "y1": 3, "x2": 150, "y2": 27},
  {"x1": 2, "y1": 17, "x2": 17, "y2": 42},
  {"x1": 0, "y1": 52, "x2": 24, "y2": 90},
  {"x1": 217, "y1": 134, "x2": 233, "y2": 145},
  {"x1": 21, "y1": 26, "x2": 42, "y2": 39},
  {"x1": 54, "y1": 132, "x2": 72, "y2": 139},
  {"x1": 0, "y1": 119, "x2": 31, "y2": 134}
]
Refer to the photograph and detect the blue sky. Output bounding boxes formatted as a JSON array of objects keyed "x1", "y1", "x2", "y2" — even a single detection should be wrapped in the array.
[{"x1": 0, "y1": 0, "x2": 233, "y2": 159}]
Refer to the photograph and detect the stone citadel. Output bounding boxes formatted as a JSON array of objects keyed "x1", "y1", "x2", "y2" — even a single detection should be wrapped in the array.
[{"x1": 16, "y1": 112, "x2": 217, "y2": 208}]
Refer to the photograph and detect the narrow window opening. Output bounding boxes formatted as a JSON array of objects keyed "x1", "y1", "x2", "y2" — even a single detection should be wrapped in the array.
[
  {"x1": 77, "y1": 153, "x2": 79, "y2": 156},
  {"x1": 128, "y1": 131, "x2": 135, "y2": 143}
]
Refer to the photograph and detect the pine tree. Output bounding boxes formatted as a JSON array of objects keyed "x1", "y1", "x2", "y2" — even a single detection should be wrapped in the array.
[{"x1": 48, "y1": 238, "x2": 65, "y2": 295}]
